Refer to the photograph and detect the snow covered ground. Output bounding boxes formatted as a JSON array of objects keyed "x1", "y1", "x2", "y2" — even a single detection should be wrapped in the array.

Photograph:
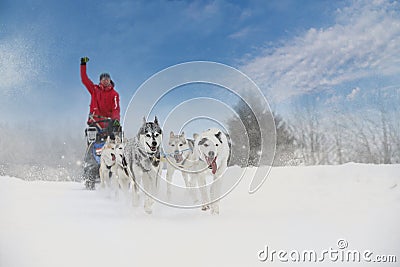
[{"x1": 1, "y1": 164, "x2": 399, "y2": 267}]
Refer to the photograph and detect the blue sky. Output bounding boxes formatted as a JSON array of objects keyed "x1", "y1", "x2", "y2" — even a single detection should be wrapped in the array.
[{"x1": 1, "y1": 0, "x2": 400, "y2": 134}]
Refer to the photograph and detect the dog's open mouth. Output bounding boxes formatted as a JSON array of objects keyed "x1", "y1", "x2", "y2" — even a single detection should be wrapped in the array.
[
  {"x1": 111, "y1": 153, "x2": 116, "y2": 161},
  {"x1": 174, "y1": 153, "x2": 183, "y2": 163},
  {"x1": 205, "y1": 155, "x2": 217, "y2": 174},
  {"x1": 146, "y1": 142, "x2": 157, "y2": 152}
]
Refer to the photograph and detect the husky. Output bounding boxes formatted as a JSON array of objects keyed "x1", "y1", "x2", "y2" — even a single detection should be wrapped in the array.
[
  {"x1": 165, "y1": 131, "x2": 198, "y2": 202},
  {"x1": 123, "y1": 116, "x2": 162, "y2": 214},
  {"x1": 110, "y1": 136, "x2": 129, "y2": 201},
  {"x1": 192, "y1": 128, "x2": 231, "y2": 215},
  {"x1": 99, "y1": 136, "x2": 116, "y2": 189}
]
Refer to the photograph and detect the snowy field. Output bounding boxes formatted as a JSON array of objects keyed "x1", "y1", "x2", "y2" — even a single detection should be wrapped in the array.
[{"x1": 1, "y1": 164, "x2": 399, "y2": 267}]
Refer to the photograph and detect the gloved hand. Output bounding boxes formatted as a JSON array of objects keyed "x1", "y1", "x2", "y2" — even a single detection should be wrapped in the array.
[
  {"x1": 113, "y1": 119, "x2": 120, "y2": 127},
  {"x1": 80, "y1": 57, "x2": 89, "y2": 65}
]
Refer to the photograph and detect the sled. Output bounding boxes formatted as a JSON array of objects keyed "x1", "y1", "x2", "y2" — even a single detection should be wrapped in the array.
[{"x1": 82, "y1": 117, "x2": 122, "y2": 190}]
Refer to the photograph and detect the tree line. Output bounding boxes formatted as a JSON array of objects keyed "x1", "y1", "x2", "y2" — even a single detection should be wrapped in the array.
[{"x1": 226, "y1": 89, "x2": 400, "y2": 166}]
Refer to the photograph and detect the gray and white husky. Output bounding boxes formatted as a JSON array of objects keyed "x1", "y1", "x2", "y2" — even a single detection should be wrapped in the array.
[
  {"x1": 165, "y1": 131, "x2": 199, "y2": 202},
  {"x1": 123, "y1": 116, "x2": 162, "y2": 214}
]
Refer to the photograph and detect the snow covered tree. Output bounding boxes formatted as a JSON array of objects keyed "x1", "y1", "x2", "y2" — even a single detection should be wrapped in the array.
[
  {"x1": 273, "y1": 113, "x2": 297, "y2": 166},
  {"x1": 226, "y1": 94, "x2": 261, "y2": 166},
  {"x1": 226, "y1": 91, "x2": 296, "y2": 166},
  {"x1": 290, "y1": 104, "x2": 331, "y2": 165}
]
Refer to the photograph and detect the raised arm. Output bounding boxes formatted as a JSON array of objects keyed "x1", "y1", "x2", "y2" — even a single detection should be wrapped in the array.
[{"x1": 80, "y1": 57, "x2": 94, "y2": 94}]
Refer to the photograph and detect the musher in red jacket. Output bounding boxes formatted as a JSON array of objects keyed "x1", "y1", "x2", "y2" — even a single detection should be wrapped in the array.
[
  {"x1": 80, "y1": 56, "x2": 120, "y2": 130},
  {"x1": 80, "y1": 57, "x2": 121, "y2": 190}
]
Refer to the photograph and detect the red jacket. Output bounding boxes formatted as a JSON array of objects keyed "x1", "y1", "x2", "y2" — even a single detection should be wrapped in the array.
[{"x1": 80, "y1": 65, "x2": 120, "y2": 128}]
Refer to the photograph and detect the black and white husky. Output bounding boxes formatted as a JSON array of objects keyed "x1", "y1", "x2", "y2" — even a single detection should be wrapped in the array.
[
  {"x1": 111, "y1": 136, "x2": 132, "y2": 202},
  {"x1": 99, "y1": 136, "x2": 116, "y2": 189},
  {"x1": 192, "y1": 128, "x2": 231, "y2": 215},
  {"x1": 123, "y1": 116, "x2": 162, "y2": 214}
]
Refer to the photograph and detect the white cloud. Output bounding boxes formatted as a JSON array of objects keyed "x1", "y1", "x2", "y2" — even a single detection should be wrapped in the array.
[
  {"x1": 326, "y1": 94, "x2": 344, "y2": 105},
  {"x1": 185, "y1": 1, "x2": 219, "y2": 21},
  {"x1": 241, "y1": 0, "x2": 400, "y2": 102},
  {"x1": 229, "y1": 27, "x2": 252, "y2": 39},
  {"x1": 346, "y1": 87, "x2": 361, "y2": 100}
]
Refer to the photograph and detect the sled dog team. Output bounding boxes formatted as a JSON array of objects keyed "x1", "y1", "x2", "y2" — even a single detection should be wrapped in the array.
[{"x1": 99, "y1": 116, "x2": 231, "y2": 215}]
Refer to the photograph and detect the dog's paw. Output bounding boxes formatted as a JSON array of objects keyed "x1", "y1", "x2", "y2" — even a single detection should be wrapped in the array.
[{"x1": 201, "y1": 205, "x2": 210, "y2": 211}]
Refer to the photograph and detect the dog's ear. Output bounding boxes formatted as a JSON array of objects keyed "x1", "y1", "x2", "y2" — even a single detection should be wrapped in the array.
[
  {"x1": 142, "y1": 116, "x2": 147, "y2": 125},
  {"x1": 154, "y1": 116, "x2": 159, "y2": 125},
  {"x1": 181, "y1": 131, "x2": 185, "y2": 138},
  {"x1": 106, "y1": 136, "x2": 111, "y2": 143},
  {"x1": 215, "y1": 131, "x2": 223, "y2": 143},
  {"x1": 193, "y1": 133, "x2": 199, "y2": 139},
  {"x1": 170, "y1": 131, "x2": 174, "y2": 138},
  {"x1": 198, "y1": 137, "x2": 208, "y2": 146},
  {"x1": 115, "y1": 135, "x2": 121, "y2": 144}
]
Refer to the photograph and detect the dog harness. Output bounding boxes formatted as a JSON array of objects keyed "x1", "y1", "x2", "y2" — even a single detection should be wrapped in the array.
[{"x1": 136, "y1": 147, "x2": 161, "y2": 172}]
